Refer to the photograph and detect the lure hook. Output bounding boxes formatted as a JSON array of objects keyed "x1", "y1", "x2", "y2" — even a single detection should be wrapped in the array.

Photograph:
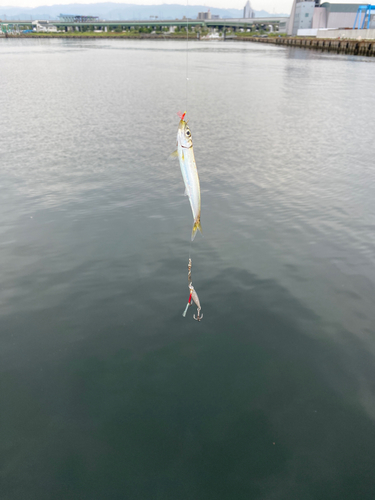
[{"x1": 193, "y1": 310, "x2": 203, "y2": 322}]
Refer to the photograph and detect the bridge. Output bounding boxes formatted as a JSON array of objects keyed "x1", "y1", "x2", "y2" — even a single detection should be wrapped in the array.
[{"x1": 1, "y1": 16, "x2": 288, "y2": 33}]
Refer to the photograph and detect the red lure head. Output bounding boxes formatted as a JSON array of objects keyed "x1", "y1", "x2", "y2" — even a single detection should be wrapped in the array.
[{"x1": 177, "y1": 111, "x2": 186, "y2": 121}]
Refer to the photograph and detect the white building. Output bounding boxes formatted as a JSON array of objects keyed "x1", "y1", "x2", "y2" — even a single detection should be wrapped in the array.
[
  {"x1": 293, "y1": 1, "x2": 316, "y2": 33},
  {"x1": 32, "y1": 20, "x2": 58, "y2": 32},
  {"x1": 243, "y1": 1, "x2": 255, "y2": 19},
  {"x1": 288, "y1": 0, "x2": 320, "y2": 34}
]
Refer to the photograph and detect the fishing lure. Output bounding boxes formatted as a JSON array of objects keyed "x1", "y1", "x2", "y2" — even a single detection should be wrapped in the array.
[{"x1": 182, "y1": 258, "x2": 203, "y2": 321}]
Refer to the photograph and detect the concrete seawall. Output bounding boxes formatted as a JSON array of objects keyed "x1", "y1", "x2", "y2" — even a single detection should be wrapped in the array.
[
  {"x1": 236, "y1": 36, "x2": 375, "y2": 57},
  {"x1": 317, "y1": 28, "x2": 375, "y2": 40}
]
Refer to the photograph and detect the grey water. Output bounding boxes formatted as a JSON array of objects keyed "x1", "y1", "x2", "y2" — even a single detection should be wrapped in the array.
[{"x1": 1, "y1": 38, "x2": 375, "y2": 499}]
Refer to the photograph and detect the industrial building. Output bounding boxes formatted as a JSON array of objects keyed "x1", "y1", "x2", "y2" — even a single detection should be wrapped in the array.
[{"x1": 287, "y1": 1, "x2": 375, "y2": 35}]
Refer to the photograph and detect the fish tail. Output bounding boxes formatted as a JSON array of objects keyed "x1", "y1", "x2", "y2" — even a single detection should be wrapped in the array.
[{"x1": 191, "y1": 218, "x2": 202, "y2": 241}]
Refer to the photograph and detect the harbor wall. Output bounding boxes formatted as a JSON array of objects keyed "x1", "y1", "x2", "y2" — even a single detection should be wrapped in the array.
[
  {"x1": 317, "y1": 28, "x2": 375, "y2": 40},
  {"x1": 236, "y1": 36, "x2": 375, "y2": 56}
]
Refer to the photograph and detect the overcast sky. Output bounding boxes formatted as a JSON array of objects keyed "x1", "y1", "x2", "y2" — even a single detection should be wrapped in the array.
[{"x1": 2, "y1": 0, "x2": 363, "y2": 14}]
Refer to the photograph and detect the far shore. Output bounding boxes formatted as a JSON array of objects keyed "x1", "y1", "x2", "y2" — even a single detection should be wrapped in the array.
[
  {"x1": 1, "y1": 32, "x2": 284, "y2": 41},
  {"x1": 3, "y1": 32, "x2": 204, "y2": 40}
]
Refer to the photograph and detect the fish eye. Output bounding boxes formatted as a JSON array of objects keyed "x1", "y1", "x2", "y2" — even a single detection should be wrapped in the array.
[{"x1": 186, "y1": 130, "x2": 191, "y2": 137}]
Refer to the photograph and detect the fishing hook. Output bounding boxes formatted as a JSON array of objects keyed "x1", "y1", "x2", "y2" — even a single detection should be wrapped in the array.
[{"x1": 193, "y1": 310, "x2": 203, "y2": 322}]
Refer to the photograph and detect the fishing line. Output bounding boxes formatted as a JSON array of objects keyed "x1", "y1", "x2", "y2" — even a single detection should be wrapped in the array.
[
  {"x1": 178, "y1": 0, "x2": 203, "y2": 321},
  {"x1": 186, "y1": 0, "x2": 189, "y2": 111},
  {"x1": 186, "y1": 1, "x2": 191, "y2": 267}
]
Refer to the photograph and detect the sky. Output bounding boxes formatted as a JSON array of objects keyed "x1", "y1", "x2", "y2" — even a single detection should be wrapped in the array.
[{"x1": 1, "y1": 0, "x2": 363, "y2": 14}]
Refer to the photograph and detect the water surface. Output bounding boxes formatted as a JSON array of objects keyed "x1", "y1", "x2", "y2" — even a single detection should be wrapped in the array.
[{"x1": 1, "y1": 38, "x2": 375, "y2": 499}]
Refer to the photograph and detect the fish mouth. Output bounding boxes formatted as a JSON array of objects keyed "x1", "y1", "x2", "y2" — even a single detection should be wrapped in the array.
[{"x1": 181, "y1": 144, "x2": 193, "y2": 149}]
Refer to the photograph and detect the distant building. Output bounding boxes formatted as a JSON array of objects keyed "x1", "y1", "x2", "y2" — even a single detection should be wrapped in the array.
[
  {"x1": 197, "y1": 10, "x2": 211, "y2": 20},
  {"x1": 287, "y1": 2, "x2": 366, "y2": 35},
  {"x1": 292, "y1": 0, "x2": 316, "y2": 34},
  {"x1": 32, "y1": 20, "x2": 57, "y2": 32},
  {"x1": 59, "y1": 14, "x2": 99, "y2": 23},
  {"x1": 243, "y1": 1, "x2": 255, "y2": 19}
]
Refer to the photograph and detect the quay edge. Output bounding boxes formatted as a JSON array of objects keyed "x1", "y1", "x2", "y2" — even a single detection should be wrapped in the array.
[{"x1": 234, "y1": 36, "x2": 375, "y2": 57}]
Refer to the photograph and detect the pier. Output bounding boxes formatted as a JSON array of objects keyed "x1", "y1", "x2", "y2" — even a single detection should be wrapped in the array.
[{"x1": 239, "y1": 36, "x2": 375, "y2": 57}]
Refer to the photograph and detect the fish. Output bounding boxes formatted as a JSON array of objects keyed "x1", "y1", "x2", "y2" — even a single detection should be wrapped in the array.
[{"x1": 171, "y1": 112, "x2": 202, "y2": 241}]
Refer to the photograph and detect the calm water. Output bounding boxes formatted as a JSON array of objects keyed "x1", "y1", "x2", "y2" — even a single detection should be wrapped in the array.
[{"x1": 1, "y1": 38, "x2": 375, "y2": 499}]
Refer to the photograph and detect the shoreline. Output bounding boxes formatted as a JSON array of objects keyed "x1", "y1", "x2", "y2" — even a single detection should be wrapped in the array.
[{"x1": 2, "y1": 33, "x2": 199, "y2": 40}]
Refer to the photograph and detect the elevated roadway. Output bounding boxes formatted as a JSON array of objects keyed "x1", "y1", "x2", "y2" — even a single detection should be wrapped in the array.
[
  {"x1": 206, "y1": 17, "x2": 288, "y2": 29},
  {"x1": 1, "y1": 17, "x2": 288, "y2": 32}
]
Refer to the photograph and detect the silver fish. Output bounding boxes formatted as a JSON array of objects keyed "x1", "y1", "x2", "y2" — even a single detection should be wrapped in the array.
[{"x1": 172, "y1": 112, "x2": 202, "y2": 241}]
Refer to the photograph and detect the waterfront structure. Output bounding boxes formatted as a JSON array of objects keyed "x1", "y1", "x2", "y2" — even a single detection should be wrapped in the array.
[
  {"x1": 243, "y1": 1, "x2": 255, "y2": 18},
  {"x1": 287, "y1": 1, "x2": 369, "y2": 35},
  {"x1": 248, "y1": 34, "x2": 375, "y2": 55}
]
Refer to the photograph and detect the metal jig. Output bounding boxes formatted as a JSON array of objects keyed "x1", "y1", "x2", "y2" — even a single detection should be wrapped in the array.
[{"x1": 182, "y1": 258, "x2": 203, "y2": 321}]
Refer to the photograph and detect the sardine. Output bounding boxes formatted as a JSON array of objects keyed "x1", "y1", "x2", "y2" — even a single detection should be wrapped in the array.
[{"x1": 172, "y1": 112, "x2": 202, "y2": 241}]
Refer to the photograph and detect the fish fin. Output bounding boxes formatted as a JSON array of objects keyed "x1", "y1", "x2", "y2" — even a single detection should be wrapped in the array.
[
  {"x1": 169, "y1": 150, "x2": 178, "y2": 159},
  {"x1": 191, "y1": 218, "x2": 202, "y2": 241}
]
